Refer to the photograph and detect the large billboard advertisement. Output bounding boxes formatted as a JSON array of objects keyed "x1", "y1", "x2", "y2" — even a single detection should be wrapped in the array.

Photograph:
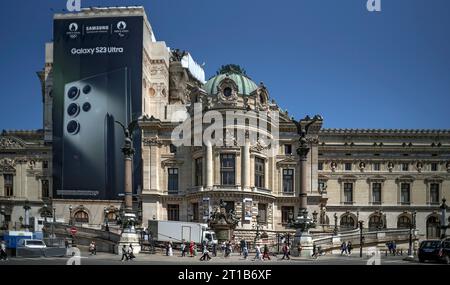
[{"x1": 53, "y1": 16, "x2": 144, "y2": 200}]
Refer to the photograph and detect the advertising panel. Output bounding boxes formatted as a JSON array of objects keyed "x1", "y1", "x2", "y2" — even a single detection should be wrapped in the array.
[
  {"x1": 202, "y1": 197, "x2": 211, "y2": 221},
  {"x1": 53, "y1": 16, "x2": 144, "y2": 200},
  {"x1": 243, "y1": 198, "x2": 253, "y2": 221}
]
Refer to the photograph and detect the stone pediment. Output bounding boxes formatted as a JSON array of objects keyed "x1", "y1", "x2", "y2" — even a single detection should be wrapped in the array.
[
  {"x1": 0, "y1": 136, "x2": 25, "y2": 150},
  {"x1": 276, "y1": 155, "x2": 297, "y2": 167},
  {"x1": 161, "y1": 158, "x2": 184, "y2": 167},
  {"x1": 338, "y1": 175, "x2": 358, "y2": 183},
  {"x1": 424, "y1": 176, "x2": 445, "y2": 183},
  {"x1": 367, "y1": 175, "x2": 387, "y2": 182},
  {"x1": 395, "y1": 175, "x2": 415, "y2": 183}
]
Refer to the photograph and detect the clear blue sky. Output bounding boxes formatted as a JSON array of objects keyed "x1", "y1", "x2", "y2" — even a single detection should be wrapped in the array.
[{"x1": 1, "y1": 0, "x2": 449, "y2": 131}]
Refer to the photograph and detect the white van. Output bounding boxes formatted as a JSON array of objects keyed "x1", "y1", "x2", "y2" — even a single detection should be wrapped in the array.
[{"x1": 17, "y1": 239, "x2": 47, "y2": 249}]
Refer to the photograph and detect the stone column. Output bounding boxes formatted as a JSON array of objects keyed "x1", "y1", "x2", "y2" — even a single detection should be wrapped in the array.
[
  {"x1": 124, "y1": 156, "x2": 133, "y2": 212},
  {"x1": 206, "y1": 142, "x2": 213, "y2": 189},
  {"x1": 149, "y1": 144, "x2": 160, "y2": 192},
  {"x1": 299, "y1": 155, "x2": 308, "y2": 211},
  {"x1": 242, "y1": 140, "x2": 250, "y2": 189}
]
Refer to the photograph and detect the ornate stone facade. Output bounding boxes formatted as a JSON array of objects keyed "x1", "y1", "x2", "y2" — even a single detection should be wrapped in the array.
[{"x1": 1, "y1": 7, "x2": 449, "y2": 243}]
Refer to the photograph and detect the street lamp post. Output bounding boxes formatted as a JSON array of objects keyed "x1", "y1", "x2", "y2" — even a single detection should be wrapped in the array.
[
  {"x1": 440, "y1": 198, "x2": 448, "y2": 239},
  {"x1": 69, "y1": 205, "x2": 73, "y2": 226},
  {"x1": 408, "y1": 211, "x2": 417, "y2": 257},
  {"x1": 23, "y1": 200, "x2": 31, "y2": 232},
  {"x1": 359, "y1": 220, "x2": 364, "y2": 258},
  {"x1": 104, "y1": 207, "x2": 109, "y2": 232},
  {"x1": 333, "y1": 213, "x2": 338, "y2": 235},
  {"x1": 0, "y1": 205, "x2": 6, "y2": 230},
  {"x1": 51, "y1": 207, "x2": 56, "y2": 239},
  {"x1": 289, "y1": 115, "x2": 322, "y2": 257}
]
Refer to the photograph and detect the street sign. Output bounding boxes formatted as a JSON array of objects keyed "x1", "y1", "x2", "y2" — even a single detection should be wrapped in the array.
[{"x1": 70, "y1": 227, "x2": 77, "y2": 235}]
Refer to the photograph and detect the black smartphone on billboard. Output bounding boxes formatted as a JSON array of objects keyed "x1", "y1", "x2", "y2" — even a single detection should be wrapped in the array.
[{"x1": 61, "y1": 68, "x2": 130, "y2": 198}]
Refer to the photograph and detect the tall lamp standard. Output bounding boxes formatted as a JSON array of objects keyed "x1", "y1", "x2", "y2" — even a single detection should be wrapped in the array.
[
  {"x1": 51, "y1": 206, "x2": 56, "y2": 239},
  {"x1": 104, "y1": 207, "x2": 110, "y2": 232},
  {"x1": 408, "y1": 211, "x2": 417, "y2": 257},
  {"x1": 359, "y1": 220, "x2": 364, "y2": 258},
  {"x1": 290, "y1": 115, "x2": 322, "y2": 257},
  {"x1": 23, "y1": 200, "x2": 31, "y2": 232},
  {"x1": 0, "y1": 205, "x2": 5, "y2": 229},
  {"x1": 440, "y1": 198, "x2": 448, "y2": 239},
  {"x1": 69, "y1": 205, "x2": 73, "y2": 226}
]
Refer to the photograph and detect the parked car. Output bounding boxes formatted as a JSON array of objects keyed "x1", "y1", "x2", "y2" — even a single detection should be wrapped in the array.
[
  {"x1": 17, "y1": 239, "x2": 47, "y2": 249},
  {"x1": 418, "y1": 239, "x2": 450, "y2": 264}
]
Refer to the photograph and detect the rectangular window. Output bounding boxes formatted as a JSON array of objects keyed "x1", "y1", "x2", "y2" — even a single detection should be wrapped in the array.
[
  {"x1": 284, "y1": 144, "x2": 292, "y2": 155},
  {"x1": 343, "y1": 183, "x2": 353, "y2": 204},
  {"x1": 167, "y1": 204, "x2": 179, "y2": 221},
  {"x1": 4, "y1": 174, "x2": 13, "y2": 197},
  {"x1": 402, "y1": 163, "x2": 409, "y2": 171},
  {"x1": 373, "y1": 163, "x2": 381, "y2": 171},
  {"x1": 345, "y1": 163, "x2": 352, "y2": 171},
  {"x1": 372, "y1": 183, "x2": 382, "y2": 204},
  {"x1": 282, "y1": 169, "x2": 294, "y2": 193},
  {"x1": 430, "y1": 183, "x2": 439, "y2": 204},
  {"x1": 220, "y1": 154, "x2": 236, "y2": 185},
  {"x1": 255, "y1": 157, "x2": 265, "y2": 188},
  {"x1": 431, "y1": 163, "x2": 438, "y2": 172},
  {"x1": 318, "y1": 162, "x2": 323, "y2": 171},
  {"x1": 42, "y1": 180, "x2": 49, "y2": 198},
  {"x1": 258, "y1": 203, "x2": 267, "y2": 224},
  {"x1": 401, "y1": 183, "x2": 410, "y2": 204},
  {"x1": 168, "y1": 168, "x2": 179, "y2": 194},
  {"x1": 281, "y1": 206, "x2": 294, "y2": 225},
  {"x1": 169, "y1": 144, "x2": 177, "y2": 154},
  {"x1": 192, "y1": 203, "x2": 199, "y2": 222},
  {"x1": 43, "y1": 161, "x2": 49, "y2": 169},
  {"x1": 195, "y1": 158, "x2": 203, "y2": 186}
]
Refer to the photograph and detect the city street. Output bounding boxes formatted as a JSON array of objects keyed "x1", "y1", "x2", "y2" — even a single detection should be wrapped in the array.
[{"x1": 0, "y1": 251, "x2": 439, "y2": 266}]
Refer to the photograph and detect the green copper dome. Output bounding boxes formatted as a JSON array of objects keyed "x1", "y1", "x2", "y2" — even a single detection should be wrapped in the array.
[{"x1": 204, "y1": 64, "x2": 258, "y2": 96}]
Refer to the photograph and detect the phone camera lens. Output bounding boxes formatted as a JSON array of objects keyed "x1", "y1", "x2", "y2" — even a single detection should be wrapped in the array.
[
  {"x1": 67, "y1": 87, "x2": 80, "y2": 100},
  {"x1": 83, "y1": 85, "x2": 92, "y2": 94},
  {"x1": 67, "y1": 103, "x2": 80, "y2": 117},
  {"x1": 67, "y1": 120, "x2": 80, "y2": 135},
  {"x1": 82, "y1": 102, "x2": 91, "y2": 112}
]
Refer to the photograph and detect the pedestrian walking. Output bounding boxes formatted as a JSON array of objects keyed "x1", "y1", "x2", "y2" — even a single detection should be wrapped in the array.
[
  {"x1": 0, "y1": 241, "x2": 8, "y2": 261},
  {"x1": 168, "y1": 241, "x2": 173, "y2": 256},
  {"x1": 128, "y1": 244, "x2": 136, "y2": 260},
  {"x1": 242, "y1": 240, "x2": 248, "y2": 259},
  {"x1": 281, "y1": 243, "x2": 290, "y2": 260},
  {"x1": 312, "y1": 244, "x2": 318, "y2": 259},
  {"x1": 199, "y1": 246, "x2": 212, "y2": 261},
  {"x1": 347, "y1": 241, "x2": 353, "y2": 255},
  {"x1": 253, "y1": 244, "x2": 262, "y2": 261},
  {"x1": 224, "y1": 241, "x2": 231, "y2": 258},
  {"x1": 189, "y1": 241, "x2": 194, "y2": 257},
  {"x1": 212, "y1": 243, "x2": 217, "y2": 257},
  {"x1": 121, "y1": 245, "x2": 129, "y2": 262},
  {"x1": 89, "y1": 241, "x2": 97, "y2": 255},
  {"x1": 181, "y1": 241, "x2": 186, "y2": 257},
  {"x1": 340, "y1": 241, "x2": 347, "y2": 255},
  {"x1": 262, "y1": 244, "x2": 271, "y2": 260}
]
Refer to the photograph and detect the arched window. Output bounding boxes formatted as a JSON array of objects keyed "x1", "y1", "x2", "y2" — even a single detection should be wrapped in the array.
[
  {"x1": 369, "y1": 214, "x2": 383, "y2": 231},
  {"x1": 340, "y1": 214, "x2": 356, "y2": 230},
  {"x1": 74, "y1": 210, "x2": 89, "y2": 224},
  {"x1": 426, "y1": 216, "x2": 440, "y2": 239},
  {"x1": 397, "y1": 215, "x2": 411, "y2": 229}
]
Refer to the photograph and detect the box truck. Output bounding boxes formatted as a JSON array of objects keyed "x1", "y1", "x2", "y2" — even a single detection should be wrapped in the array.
[{"x1": 148, "y1": 220, "x2": 217, "y2": 246}]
